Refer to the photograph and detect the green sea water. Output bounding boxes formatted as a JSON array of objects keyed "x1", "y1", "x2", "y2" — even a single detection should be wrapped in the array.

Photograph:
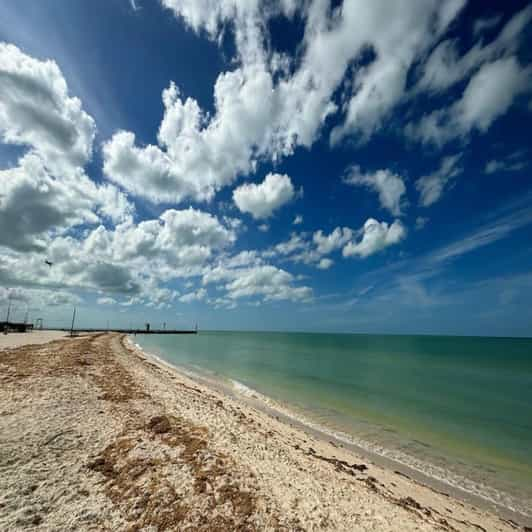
[{"x1": 134, "y1": 331, "x2": 532, "y2": 514}]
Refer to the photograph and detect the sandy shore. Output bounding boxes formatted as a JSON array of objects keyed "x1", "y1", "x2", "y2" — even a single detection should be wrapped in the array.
[
  {"x1": 0, "y1": 333, "x2": 529, "y2": 531},
  {"x1": 0, "y1": 330, "x2": 67, "y2": 350}
]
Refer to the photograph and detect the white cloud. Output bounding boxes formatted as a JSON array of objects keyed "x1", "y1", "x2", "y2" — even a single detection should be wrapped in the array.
[
  {"x1": 0, "y1": 153, "x2": 132, "y2": 252},
  {"x1": 202, "y1": 258, "x2": 312, "y2": 303},
  {"x1": 0, "y1": 48, "x2": 320, "y2": 308},
  {"x1": 343, "y1": 219, "x2": 406, "y2": 258},
  {"x1": 223, "y1": 265, "x2": 312, "y2": 302},
  {"x1": 179, "y1": 288, "x2": 206, "y2": 303},
  {"x1": 117, "y1": 1, "x2": 527, "y2": 197},
  {"x1": 0, "y1": 287, "x2": 81, "y2": 316},
  {"x1": 415, "y1": 7, "x2": 531, "y2": 95},
  {"x1": 293, "y1": 214, "x2": 303, "y2": 225},
  {"x1": 113, "y1": 0, "x2": 467, "y2": 208},
  {"x1": 85, "y1": 207, "x2": 237, "y2": 275},
  {"x1": 266, "y1": 232, "x2": 308, "y2": 258},
  {"x1": 328, "y1": 0, "x2": 466, "y2": 144},
  {"x1": 258, "y1": 223, "x2": 269, "y2": 232},
  {"x1": 0, "y1": 286, "x2": 31, "y2": 305},
  {"x1": 313, "y1": 227, "x2": 353, "y2": 255},
  {"x1": 459, "y1": 57, "x2": 531, "y2": 132},
  {"x1": 344, "y1": 165, "x2": 407, "y2": 216},
  {"x1": 233, "y1": 173, "x2": 295, "y2": 219},
  {"x1": 97, "y1": 297, "x2": 117, "y2": 305},
  {"x1": 0, "y1": 207, "x2": 235, "y2": 307},
  {"x1": 416, "y1": 154, "x2": 462, "y2": 207},
  {"x1": 0, "y1": 44, "x2": 133, "y2": 253},
  {"x1": 408, "y1": 56, "x2": 532, "y2": 146},
  {"x1": 103, "y1": 63, "x2": 284, "y2": 203},
  {"x1": 415, "y1": 216, "x2": 429, "y2": 230},
  {"x1": 317, "y1": 258, "x2": 333, "y2": 270},
  {"x1": 0, "y1": 42, "x2": 95, "y2": 172},
  {"x1": 484, "y1": 151, "x2": 528, "y2": 174},
  {"x1": 473, "y1": 14, "x2": 502, "y2": 37},
  {"x1": 267, "y1": 219, "x2": 404, "y2": 268}
]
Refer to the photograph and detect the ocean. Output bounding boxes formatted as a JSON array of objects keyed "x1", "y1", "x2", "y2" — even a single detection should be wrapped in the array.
[{"x1": 133, "y1": 331, "x2": 532, "y2": 515}]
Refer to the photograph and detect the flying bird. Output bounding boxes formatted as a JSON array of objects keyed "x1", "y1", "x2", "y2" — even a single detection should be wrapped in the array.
[{"x1": 44, "y1": 260, "x2": 53, "y2": 267}]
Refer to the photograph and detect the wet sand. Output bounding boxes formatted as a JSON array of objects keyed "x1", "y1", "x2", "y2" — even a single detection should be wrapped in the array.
[{"x1": 0, "y1": 332, "x2": 529, "y2": 531}]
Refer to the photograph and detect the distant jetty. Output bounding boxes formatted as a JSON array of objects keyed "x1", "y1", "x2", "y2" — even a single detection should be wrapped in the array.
[{"x1": 49, "y1": 327, "x2": 197, "y2": 335}]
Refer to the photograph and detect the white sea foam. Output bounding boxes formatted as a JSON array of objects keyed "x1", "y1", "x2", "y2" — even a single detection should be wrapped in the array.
[{"x1": 231, "y1": 379, "x2": 260, "y2": 398}]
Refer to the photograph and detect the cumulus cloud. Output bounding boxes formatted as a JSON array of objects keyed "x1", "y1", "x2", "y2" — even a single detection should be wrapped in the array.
[
  {"x1": 224, "y1": 265, "x2": 311, "y2": 302},
  {"x1": 1, "y1": 207, "x2": 236, "y2": 307},
  {"x1": 0, "y1": 40, "x2": 317, "y2": 313},
  {"x1": 313, "y1": 227, "x2": 353, "y2": 255},
  {"x1": 416, "y1": 154, "x2": 462, "y2": 207},
  {"x1": 343, "y1": 219, "x2": 406, "y2": 258},
  {"x1": 266, "y1": 218, "x2": 405, "y2": 267},
  {"x1": 179, "y1": 288, "x2": 207, "y2": 303},
  {"x1": 0, "y1": 42, "x2": 95, "y2": 172},
  {"x1": 344, "y1": 165, "x2": 407, "y2": 216},
  {"x1": 233, "y1": 173, "x2": 295, "y2": 219},
  {"x1": 265, "y1": 232, "x2": 308, "y2": 258},
  {"x1": 0, "y1": 153, "x2": 132, "y2": 252},
  {"x1": 202, "y1": 255, "x2": 312, "y2": 303},
  {"x1": 102, "y1": 2, "x2": 529, "y2": 210},
  {"x1": 317, "y1": 258, "x2": 333, "y2": 270},
  {"x1": 0, "y1": 286, "x2": 80, "y2": 315},
  {"x1": 103, "y1": 67, "x2": 282, "y2": 203},
  {"x1": 293, "y1": 215, "x2": 303, "y2": 225},
  {"x1": 107, "y1": 0, "x2": 467, "y2": 206},
  {"x1": 0, "y1": 44, "x2": 133, "y2": 252}
]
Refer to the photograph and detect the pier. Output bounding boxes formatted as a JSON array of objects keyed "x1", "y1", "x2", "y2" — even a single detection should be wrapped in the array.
[{"x1": 47, "y1": 327, "x2": 197, "y2": 335}]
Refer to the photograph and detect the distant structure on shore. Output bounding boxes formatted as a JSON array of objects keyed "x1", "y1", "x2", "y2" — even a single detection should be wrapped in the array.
[{"x1": 1, "y1": 321, "x2": 34, "y2": 333}]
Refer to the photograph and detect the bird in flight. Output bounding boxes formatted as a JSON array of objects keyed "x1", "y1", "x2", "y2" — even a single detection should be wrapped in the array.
[{"x1": 44, "y1": 260, "x2": 53, "y2": 267}]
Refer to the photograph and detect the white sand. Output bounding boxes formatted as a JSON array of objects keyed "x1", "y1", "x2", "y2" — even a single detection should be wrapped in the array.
[{"x1": 0, "y1": 330, "x2": 67, "y2": 350}]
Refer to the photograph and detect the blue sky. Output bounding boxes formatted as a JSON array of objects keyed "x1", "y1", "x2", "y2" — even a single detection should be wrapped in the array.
[{"x1": 0, "y1": 0, "x2": 531, "y2": 336}]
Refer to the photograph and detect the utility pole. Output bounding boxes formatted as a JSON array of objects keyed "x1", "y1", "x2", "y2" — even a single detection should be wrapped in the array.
[
  {"x1": 70, "y1": 307, "x2": 77, "y2": 337},
  {"x1": 5, "y1": 298, "x2": 12, "y2": 322},
  {"x1": 4, "y1": 297, "x2": 12, "y2": 335}
]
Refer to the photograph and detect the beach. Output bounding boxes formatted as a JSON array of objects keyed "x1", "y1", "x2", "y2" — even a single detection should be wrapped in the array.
[
  {"x1": 0, "y1": 332, "x2": 529, "y2": 531},
  {"x1": 0, "y1": 330, "x2": 67, "y2": 350}
]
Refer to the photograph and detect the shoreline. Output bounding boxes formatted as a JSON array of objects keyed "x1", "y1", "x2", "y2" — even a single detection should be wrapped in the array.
[
  {"x1": 128, "y1": 336, "x2": 532, "y2": 527},
  {"x1": 2, "y1": 331, "x2": 529, "y2": 530}
]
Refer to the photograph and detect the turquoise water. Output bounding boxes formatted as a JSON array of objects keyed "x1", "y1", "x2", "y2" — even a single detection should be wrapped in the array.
[{"x1": 134, "y1": 331, "x2": 532, "y2": 513}]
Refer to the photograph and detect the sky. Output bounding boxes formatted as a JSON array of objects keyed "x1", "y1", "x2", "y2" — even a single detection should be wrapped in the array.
[{"x1": 0, "y1": 0, "x2": 531, "y2": 336}]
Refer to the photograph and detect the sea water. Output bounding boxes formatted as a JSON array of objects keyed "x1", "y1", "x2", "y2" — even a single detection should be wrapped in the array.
[{"x1": 134, "y1": 331, "x2": 532, "y2": 515}]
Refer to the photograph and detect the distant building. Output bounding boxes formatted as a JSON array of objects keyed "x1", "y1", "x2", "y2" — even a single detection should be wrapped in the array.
[{"x1": 1, "y1": 321, "x2": 34, "y2": 333}]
